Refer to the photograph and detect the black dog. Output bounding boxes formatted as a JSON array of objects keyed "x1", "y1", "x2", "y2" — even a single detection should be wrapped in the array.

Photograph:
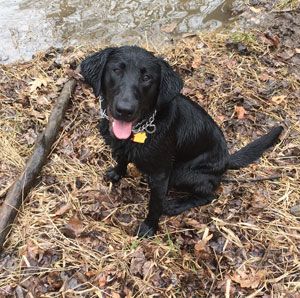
[{"x1": 81, "y1": 46, "x2": 282, "y2": 238}]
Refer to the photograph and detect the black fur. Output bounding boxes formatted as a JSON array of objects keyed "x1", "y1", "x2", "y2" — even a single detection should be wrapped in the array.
[{"x1": 81, "y1": 46, "x2": 283, "y2": 238}]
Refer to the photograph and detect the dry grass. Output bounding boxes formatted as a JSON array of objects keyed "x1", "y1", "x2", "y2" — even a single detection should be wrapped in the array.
[{"x1": 0, "y1": 31, "x2": 299, "y2": 297}]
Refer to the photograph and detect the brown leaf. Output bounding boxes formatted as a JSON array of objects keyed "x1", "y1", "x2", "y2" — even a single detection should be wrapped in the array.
[
  {"x1": 194, "y1": 230, "x2": 213, "y2": 260},
  {"x1": 142, "y1": 260, "x2": 154, "y2": 279},
  {"x1": 250, "y1": 192, "x2": 266, "y2": 209},
  {"x1": 217, "y1": 115, "x2": 227, "y2": 124},
  {"x1": 130, "y1": 248, "x2": 146, "y2": 275},
  {"x1": 184, "y1": 219, "x2": 207, "y2": 230},
  {"x1": 161, "y1": 23, "x2": 177, "y2": 33},
  {"x1": 56, "y1": 77, "x2": 68, "y2": 86},
  {"x1": 98, "y1": 272, "x2": 107, "y2": 288},
  {"x1": 127, "y1": 163, "x2": 141, "y2": 178},
  {"x1": 271, "y1": 95, "x2": 286, "y2": 104},
  {"x1": 63, "y1": 216, "x2": 84, "y2": 238},
  {"x1": 26, "y1": 239, "x2": 39, "y2": 260},
  {"x1": 111, "y1": 292, "x2": 121, "y2": 298},
  {"x1": 258, "y1": 73, "x2": 271, "y2": 81},
  {"x1": 55, "y1": 202, "x2": 72, "y2": 216},
  {"x1": 24, "y1": 129, "x2": 37, "y2": 145},
  {"x1": 231, "y1": 269, "x2": 266, "y2": 289},
  {"x1": 277, "y1": 50, "x2": 296, "y2": 61},
  {"x1": 195, "y1": 91, "x2": 203, "y2": 104},
  {"x1": 260, "y1": 33, "x2": 280, "y2": 48},
  {"x1": 235, "y1": 106, "x2": 246, "y2": 120},
  {"x1": 192, "y1": 56, "x2": 202, "y2": 69},
  {"x1": 29, "y1": 77, "x2": 51, "y2": 93},
  {"x1": 37, "y1": 96, "x2": 50, "y2": 105},
  {"x1": 221, "y1": 59, "x2": 237, "y2": 69},
  {"x1": 249, "y1": 6, "x2": 262, "y2": 13}
]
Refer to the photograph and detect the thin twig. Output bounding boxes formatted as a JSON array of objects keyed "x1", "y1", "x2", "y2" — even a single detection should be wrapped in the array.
[{"x1": 221, "y1": 174, "x2": 282, "y2": 183}]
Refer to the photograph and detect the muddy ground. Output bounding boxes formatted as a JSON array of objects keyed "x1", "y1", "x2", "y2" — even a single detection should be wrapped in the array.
[{"x1": 0, "y1": 1, "x2": 299, "y2": 297}]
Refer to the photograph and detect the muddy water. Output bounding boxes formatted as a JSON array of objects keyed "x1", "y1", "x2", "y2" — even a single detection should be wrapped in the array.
[{"x1": 0, "y1": 0, "x2": 234, "y2": 63}]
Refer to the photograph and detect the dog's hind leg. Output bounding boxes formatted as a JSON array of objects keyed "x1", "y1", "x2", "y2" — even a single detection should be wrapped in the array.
[
  {"x1": 164, "y1": 171, "x2": 220, "y2": 216},
  {"x1": 163, "y1": 193, "x2": 215, "y2": 216}
]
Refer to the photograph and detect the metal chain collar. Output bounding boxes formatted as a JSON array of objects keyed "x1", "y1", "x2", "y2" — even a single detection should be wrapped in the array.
[{"x1": 99, "y1": 98, "x2": 157, "y2": 134}]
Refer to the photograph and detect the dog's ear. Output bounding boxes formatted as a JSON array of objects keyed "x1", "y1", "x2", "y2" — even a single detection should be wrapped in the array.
[
  {"x1": 157, "y1": 58, "x2": 183, "y2": 108},
  {"x1": 80, "y1": 47, "x2": 115, "y2": 97}
]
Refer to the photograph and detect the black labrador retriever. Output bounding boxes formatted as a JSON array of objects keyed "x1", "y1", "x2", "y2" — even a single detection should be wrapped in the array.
[{"x1": 81, "y1": 46, "x2": 282, "y2": 238}]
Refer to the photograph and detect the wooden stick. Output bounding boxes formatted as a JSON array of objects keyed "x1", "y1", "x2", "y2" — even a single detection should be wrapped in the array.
[
  {"x1": 0, "y1": 66, "x2": 81, "y2": 251},
  {"x1": 222, "y1": 174, "x2": 282, "y2": 183}
]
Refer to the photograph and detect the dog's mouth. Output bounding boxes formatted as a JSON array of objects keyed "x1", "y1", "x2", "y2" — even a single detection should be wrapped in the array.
[
  {"x1": 107, "y1": 109, "x2": 136, "y2": 139},
  {"x1": 111, "y1": 118, "x2": 134, "y2": 139}
]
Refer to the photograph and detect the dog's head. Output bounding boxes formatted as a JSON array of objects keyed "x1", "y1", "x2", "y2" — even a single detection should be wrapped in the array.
[{"x1": 81, "y1": 46, "x2": 183, "y2": 139}]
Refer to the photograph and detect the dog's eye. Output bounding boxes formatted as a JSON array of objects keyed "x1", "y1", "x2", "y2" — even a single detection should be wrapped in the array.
[
  {"x1": 142, "y1": 75, "x2": 150, "y2": 82},
  {"x1": 113, "y1": 68, "x2": 121, "y2": 75}
]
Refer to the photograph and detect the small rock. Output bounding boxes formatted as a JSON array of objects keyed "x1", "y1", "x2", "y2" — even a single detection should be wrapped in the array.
[{"x1": 290, "y1": 204, "x2": 300, "y2": 217}]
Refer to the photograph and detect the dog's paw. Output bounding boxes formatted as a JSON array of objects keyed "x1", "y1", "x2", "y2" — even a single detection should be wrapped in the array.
[
  {"x1": 163, "y1": 198, "x2": 186, "y2": 216},
  {"x1": 134, "y1": 221, "x2": 157, "y2": 238},
  {"x1": 104, "y1": 167, "x2": 123, "y2": 183}
]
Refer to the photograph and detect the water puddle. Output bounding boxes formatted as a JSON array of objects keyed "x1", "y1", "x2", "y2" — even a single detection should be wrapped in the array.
[{"x1": 0, "y1": 0, "x2": 234, "y2": 63}]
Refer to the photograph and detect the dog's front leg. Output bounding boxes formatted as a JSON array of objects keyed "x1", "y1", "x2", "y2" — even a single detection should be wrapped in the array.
[
  {"x1": 135, "y1": 172, "x2": 169, "y2": 238},
  {"x1": 105, "y1": 155, "x2": 128, "y2": 183}
]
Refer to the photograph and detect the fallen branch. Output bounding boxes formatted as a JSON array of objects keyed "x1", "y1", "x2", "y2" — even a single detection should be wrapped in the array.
[
  {"x1": 222, "y1": 174, "x2": 282, "y2": 183},
  {"x1": 0, "y1": 66, "x2": 81, "y2": 251}
]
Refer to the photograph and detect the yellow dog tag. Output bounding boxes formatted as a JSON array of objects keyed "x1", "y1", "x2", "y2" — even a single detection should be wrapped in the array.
[{"x1": 132, "y1": 132, "x2": 147, "y2": 143}]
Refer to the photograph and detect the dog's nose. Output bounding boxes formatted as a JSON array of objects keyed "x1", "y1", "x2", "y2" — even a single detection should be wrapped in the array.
[{"x1": 115, "y1": 101, "x2": 135, "y2": 119}]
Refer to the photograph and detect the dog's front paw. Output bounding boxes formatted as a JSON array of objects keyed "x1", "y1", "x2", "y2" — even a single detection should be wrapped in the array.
[
  {"x1": 104, "y1": 167, "x2": 123, "y2": 183},
  {"x1": 134, "y1": 221, "x2": 157, "y2": 238}
]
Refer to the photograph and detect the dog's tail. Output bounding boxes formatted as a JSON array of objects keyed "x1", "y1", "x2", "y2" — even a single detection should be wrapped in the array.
[{"x1": 227, "y1": 126, "x2": 283, "y2": 170}]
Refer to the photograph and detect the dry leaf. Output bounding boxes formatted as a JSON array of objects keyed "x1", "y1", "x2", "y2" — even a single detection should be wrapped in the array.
[
  {"x1": 26, "y1": 239, "x2": 39, "y2": 260},
  {"x1": 142, "y1": 261, "x2": 154, "y2": 279},
  {"x1": 271, "y1": 95, "x2": 286, "y2": 104},
  {"x1": 192, "y1": 56, "x2": 202, "y2": 68},
  {"x1": 161, "y1": 23, "x2": 177, "y2": 33},
  {"x1": 184, "y1": 219, "x2": 207, "y2": 230},
  {"x1": 98, "y1": 272, "x2": 107, "y2": 288},
  {"x1": 221, "y1": 59, "x2": 237, "y2": 68},
  {"x1": 63, "y1": 216, "x2": 84, "y2": 238},
  {"x1": 24, "y1": 129, "x2": 37, "y2": 145},
  {"x1": 130, "y1": 249, "x2": 146, "y2": 275},
  {"x1": 260, "y1": 33, "x2": 280, "y2": 48},
  {"x1": 56, "y1": 77, "x2": 68, "y2": 86},
  {"x1": 251, "y1": 192, "x2": 266, "y2": 209},
  {"x1": 249, "y1": 6, "x2": 262, "y2": 13},
  {"x1": 231, "y1": 269, "x2": 266, "y2": 289},
  {"x1": 29, "y1": 77, "x2": 50, "y2": 93},
  {"x1": 277, "y1": 50, "x2": 296, "y2": 60},
  {"x1": 194, "y1": 231, "x2": 213, "y2": 260},
  {"x1": 37, "y1": 96, "x2": 50, "y2": 105},
  {"x1": 55, "y1": 202, "x2": 72, "y2": 216},
  {"x1": 111, "y1": 292, "x2": 121, "y2": 298},
  {"x1": 127, "y1": 163, "x2": 141, "y2": 178},
  {"x1": 258, "y1": 73, "x2": 271, "y2": 81},
  {"x1": 235, "y1": 106, "x2": 246, "y2": 120}
]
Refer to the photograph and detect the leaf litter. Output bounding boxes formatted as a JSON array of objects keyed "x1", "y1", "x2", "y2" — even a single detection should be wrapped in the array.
[{"x1": 0, "y1": 9, "x2": 300, "y2": 297}]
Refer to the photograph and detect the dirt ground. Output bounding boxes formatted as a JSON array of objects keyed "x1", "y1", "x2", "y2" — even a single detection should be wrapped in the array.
[{"x1": 0, "y1": 1, "x2": 300, "y2": 297}]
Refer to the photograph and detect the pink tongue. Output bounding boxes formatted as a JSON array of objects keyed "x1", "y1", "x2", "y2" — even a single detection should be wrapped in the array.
[{"x1": 112, "y1": 119, "x2": 133, "y2": 139}]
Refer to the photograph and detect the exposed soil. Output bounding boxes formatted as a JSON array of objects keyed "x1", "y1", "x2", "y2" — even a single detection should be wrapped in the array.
[
  {"x1": 0, "y1": 1, "x2": 299, "y2": 297},
  {"x1": 233, "y1": 0, "x2": 300, "y2": 72}
]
